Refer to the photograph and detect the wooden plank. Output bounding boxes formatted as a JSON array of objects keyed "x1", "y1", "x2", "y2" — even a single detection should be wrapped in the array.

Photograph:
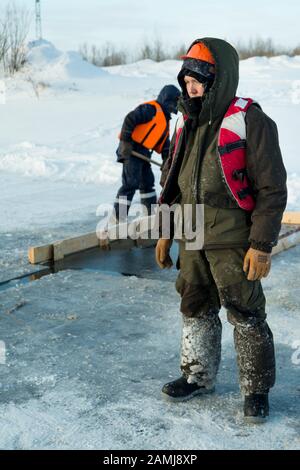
[
  {"x1": 98, "y1": 215, "x2": 157, "y2": 250},
  {"x1": 53, "y1": 232, "x2": 99, "y2": 261},
  {"x1": 97, "y1": 221, "x2": 129, "y2": 245},
  {"x1": 29, "y1": 213, "x2": 300, "y2": 264},
  {"x1": 28, "y1": 244, "x2": 53, "y2": 264},
  {"x1": 282, "y1": 211, "x2": 300, "y2": 224},
  {"x1": 272, "y1": 225, "x2": 300, "y2": 256}
]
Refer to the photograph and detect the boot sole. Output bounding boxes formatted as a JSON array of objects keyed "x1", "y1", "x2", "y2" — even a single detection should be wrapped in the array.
[{"x1": 161, "y1": 386, "x2": 215, "y2": 403}]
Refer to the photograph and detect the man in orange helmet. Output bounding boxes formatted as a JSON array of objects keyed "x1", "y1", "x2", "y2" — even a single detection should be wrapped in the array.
[
  {"x1": 114, "y1": 85, "x2": 180, "y2": 221},
  {"x1": 156, "y1": 38, "x2": 287, "y2": 423}
]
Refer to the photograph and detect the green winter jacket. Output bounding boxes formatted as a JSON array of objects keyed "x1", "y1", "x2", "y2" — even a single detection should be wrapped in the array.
[{"x1": 160, "y1": 37, "x2": 287, "y2": 252}]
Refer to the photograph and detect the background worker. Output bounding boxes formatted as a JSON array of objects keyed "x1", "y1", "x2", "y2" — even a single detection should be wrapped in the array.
[{"x1": 114, "y1": 84, "x2": 180, "y2": 221}]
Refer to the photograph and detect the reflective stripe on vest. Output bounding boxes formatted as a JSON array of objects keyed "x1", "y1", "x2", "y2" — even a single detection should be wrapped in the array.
[
  {"x1": 171, "y1": 113, "x2": 188, "y2": 162},
  {"x1": 217, "y1": 97, "x2": 256, "y2": 211},
  {"x1": 131, "y1": 101, "x2": 169, "y2": 154}
]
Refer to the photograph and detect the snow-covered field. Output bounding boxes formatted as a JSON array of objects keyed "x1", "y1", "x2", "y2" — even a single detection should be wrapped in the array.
[{"x1": 0, "y1": 40, "x2": 299, "y2": 449}]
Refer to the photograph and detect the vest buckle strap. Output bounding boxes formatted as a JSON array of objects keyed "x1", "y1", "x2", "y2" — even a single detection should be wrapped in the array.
[
  {"x1": 237, "y1": 187, "x2": 252, "y2": 200},
  {"x1": 232, "y1": 168, "x2": 247, "y2": 182},
  {"x1": 140, "y1": 123, "x2": 156, "y2": 145},
  {"x1": 218, "y1": 139, "x2": 246, "y2": 156}
]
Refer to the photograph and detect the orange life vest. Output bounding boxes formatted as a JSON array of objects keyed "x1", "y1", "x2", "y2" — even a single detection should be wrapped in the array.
[{"x1": 131, "y1": 101, "x2": 169, "y2": 154}]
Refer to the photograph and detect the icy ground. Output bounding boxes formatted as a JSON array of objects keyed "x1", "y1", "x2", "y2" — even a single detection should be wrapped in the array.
[
  {"x1": 0, "y1": 40, "x2": 299, "y2": 449},
  {"x1": 0, "y1": 245, "x2": 299, "y2": 450}
]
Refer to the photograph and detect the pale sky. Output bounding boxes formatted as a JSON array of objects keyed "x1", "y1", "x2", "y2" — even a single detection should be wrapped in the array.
[{"x1": 19, "y1": 0, "x2": 300, "y2": 53}]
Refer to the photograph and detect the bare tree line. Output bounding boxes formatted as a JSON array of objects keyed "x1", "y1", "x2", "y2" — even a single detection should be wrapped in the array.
[
  {"x1": 236, "y1": 37, "x2": 300, "y2": 60},
  {"x1": 79, "y1": 37, "x2": 300, "y2": 67},
  {"x1": 0, "y1": 2, "x2": 31, "y2": 75},
  {"x1": 79, "y1": 40, "x2": 188, "y2": 67}
]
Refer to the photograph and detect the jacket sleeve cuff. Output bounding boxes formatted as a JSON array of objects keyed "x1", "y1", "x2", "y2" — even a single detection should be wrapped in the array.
[{"x1": 250, "y1": 240, "x2": 273, "y2": 253}]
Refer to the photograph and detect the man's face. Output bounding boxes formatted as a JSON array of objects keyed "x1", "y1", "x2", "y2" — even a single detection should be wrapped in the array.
[{"x1": 184, "y1": 76, "x2": 205, "y2": 98}]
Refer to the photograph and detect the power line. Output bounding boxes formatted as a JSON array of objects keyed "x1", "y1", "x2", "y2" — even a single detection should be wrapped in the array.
[{"x1": 35, "y1": 0, "x2": 42, "y2": 40}]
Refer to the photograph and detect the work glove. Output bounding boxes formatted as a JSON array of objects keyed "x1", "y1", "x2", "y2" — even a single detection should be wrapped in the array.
[
  {"x1": 155, "y1": 238, "x2": 173, "y2": 269},
  {"x1": 243, "y1": 247, "x2": 271, "y2": 281},
  {"x1": 118, "y1": 140, "x2": 133, "y2": 161}
]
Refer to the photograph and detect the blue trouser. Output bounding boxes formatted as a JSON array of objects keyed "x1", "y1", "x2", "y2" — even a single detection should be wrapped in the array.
[{"x1": 114, "y1": 156, "x2": 157, "y2": 220}]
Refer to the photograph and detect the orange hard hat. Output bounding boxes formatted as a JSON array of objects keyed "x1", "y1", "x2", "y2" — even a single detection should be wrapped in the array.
[{"x1": 181, "y1": 43, "x2": 215, "y2": 65}]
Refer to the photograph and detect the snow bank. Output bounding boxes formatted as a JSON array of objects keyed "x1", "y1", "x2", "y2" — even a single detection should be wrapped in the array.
[{"x1": 27, "y1": 39, "x2": 106, "y2": 81}]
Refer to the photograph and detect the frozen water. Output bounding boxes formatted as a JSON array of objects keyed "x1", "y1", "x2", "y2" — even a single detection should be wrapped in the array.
[{"x1": 0, "y1": 253, "x2": 299, "y2": 449}]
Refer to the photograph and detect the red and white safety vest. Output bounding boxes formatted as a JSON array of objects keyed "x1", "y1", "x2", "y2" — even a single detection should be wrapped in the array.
[{"x1": 173, "y1": 96, "x2": 256, "y2": 211}]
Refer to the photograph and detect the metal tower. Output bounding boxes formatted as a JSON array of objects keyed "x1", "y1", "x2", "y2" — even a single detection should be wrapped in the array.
[{"x1": 35, "y1": 0, "x2": 42, "y2": 40}]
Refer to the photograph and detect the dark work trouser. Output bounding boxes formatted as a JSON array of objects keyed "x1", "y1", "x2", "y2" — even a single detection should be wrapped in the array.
[
  {"x1": 175, "y1": 243, "x2": 275, "y2": 395},
  {"x1": 114, "y1": 156, "x2": 157, "y2": 220}
]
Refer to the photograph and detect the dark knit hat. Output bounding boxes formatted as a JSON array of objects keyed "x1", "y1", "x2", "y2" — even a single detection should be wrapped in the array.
[{"x1": 178, "y1": 58, "x2": 215, "y2": 88}]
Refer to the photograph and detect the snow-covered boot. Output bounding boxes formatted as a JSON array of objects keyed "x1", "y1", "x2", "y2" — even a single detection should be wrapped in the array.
[
  {"x1": 244, "y1": 393, "x2": 269, "y2": 424},
  {"x1": 161, "y1": 376, "x2": 214, "y2": 402}
]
